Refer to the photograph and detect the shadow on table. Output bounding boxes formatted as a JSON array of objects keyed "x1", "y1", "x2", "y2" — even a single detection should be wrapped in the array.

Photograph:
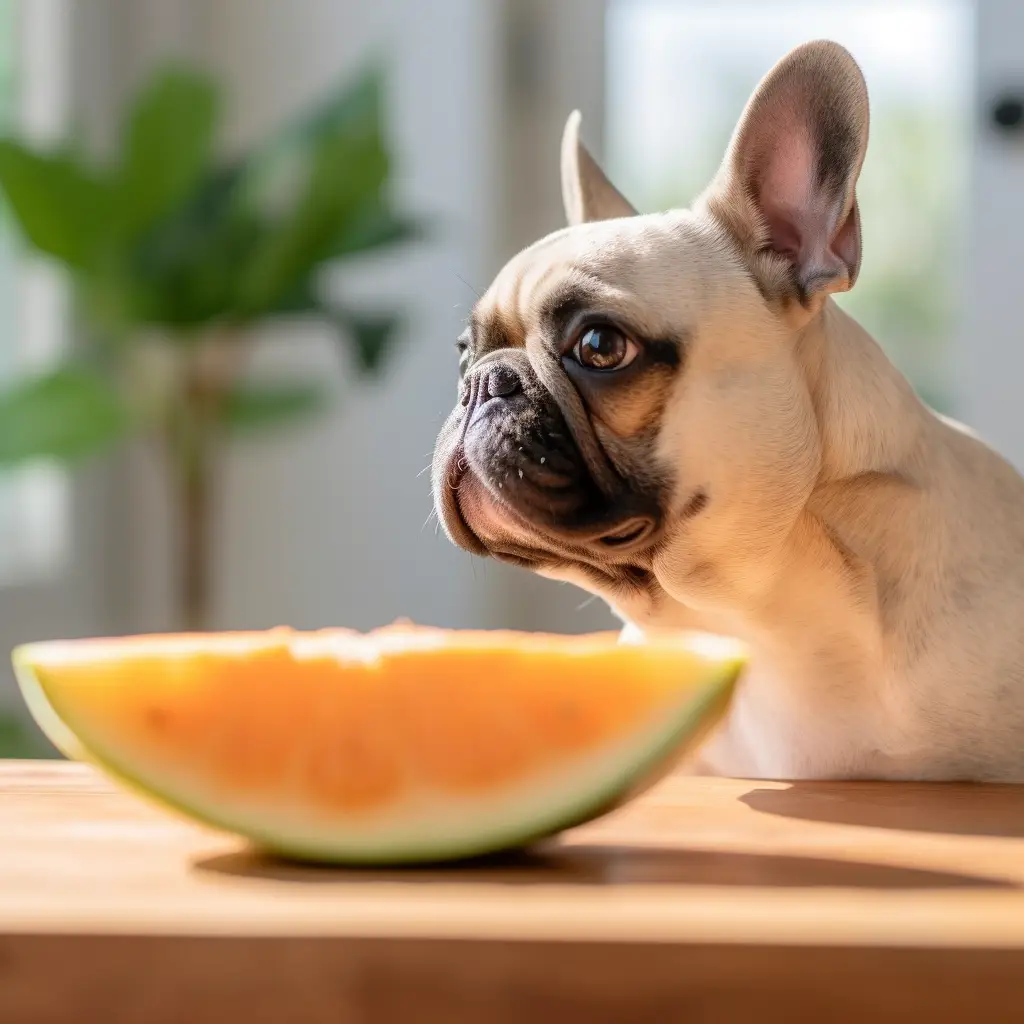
[
  {"x1": 740, "y1": 782, "x2": 1024, "y2": 837},
  {"x1": 193, "y1": 842, "x2": 1010, "y2": 890}
]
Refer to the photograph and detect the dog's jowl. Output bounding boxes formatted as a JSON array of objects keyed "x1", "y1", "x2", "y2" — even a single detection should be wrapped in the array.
[{"x1": 432, "y1": 40, "x2": 1024, "y2": 782}]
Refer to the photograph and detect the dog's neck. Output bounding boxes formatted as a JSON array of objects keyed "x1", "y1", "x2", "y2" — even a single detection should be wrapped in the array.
[{"x1": 799, "y1": 299, "x2": 929, "y2": 484}]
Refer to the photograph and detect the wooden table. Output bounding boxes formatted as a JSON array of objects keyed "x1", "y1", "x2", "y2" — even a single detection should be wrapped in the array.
[{"x1": 4, "y1": 764, "x2": 1024, "y2": 1023}]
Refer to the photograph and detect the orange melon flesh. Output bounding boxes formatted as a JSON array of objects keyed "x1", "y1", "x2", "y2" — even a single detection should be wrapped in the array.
[{"x1": 13, "y1": 625, "x2": 745, "y2": 864}]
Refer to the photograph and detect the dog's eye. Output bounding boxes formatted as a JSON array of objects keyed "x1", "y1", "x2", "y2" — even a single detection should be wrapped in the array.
[{"x1": 573, "y1": 325, "x2": 638, "y2": 371}]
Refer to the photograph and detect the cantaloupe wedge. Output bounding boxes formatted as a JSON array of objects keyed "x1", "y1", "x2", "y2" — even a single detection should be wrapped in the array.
[{"x1": 13, "y1": 625, "x2": 744, "y2": 864}]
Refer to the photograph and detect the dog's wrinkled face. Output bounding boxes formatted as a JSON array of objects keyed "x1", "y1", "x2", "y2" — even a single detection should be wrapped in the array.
[
  {"x1": 432, "y1": 216, "x2": 734, "y2": 596},
  {"x1": 433, "y1": 40, "x2": 869, "y2": 615}
]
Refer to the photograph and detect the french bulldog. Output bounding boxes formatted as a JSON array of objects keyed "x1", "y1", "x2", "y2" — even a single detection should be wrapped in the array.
[{"x1": 432, "y1": 40, "x2": 1024, "y2": 781}]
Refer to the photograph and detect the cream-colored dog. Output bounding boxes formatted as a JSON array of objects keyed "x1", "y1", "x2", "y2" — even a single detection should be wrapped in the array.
[{"x1": 432, "y1": 40, "x2": 1024, "y2": 781}]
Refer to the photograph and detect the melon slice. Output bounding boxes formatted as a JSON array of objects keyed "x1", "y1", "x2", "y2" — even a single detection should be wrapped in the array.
[{"x1": 13, "y1": 625, "x2": 744, "y2": 864}]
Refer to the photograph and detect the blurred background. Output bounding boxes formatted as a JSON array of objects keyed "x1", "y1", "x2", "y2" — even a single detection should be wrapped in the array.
[{"x1": 0, "y1": 0, "x2": 1021, "y2": 752}]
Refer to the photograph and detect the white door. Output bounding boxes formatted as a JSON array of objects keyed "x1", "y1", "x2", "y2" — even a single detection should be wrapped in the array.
[{"x1": 0, "y1": 0, "x2": 115, "y2": 755}]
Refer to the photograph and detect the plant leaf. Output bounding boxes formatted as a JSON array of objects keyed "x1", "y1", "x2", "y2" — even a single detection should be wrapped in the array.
[
  {"x1": 326, "y1": 206, "x2": 425, "y2": 259},
  {"x1": 220, "y1": 380, "x2": 328, "y2": 434},
  {"x1": 127, "y1": 161, "x2": 264, "y2": 328},
  {"x1": 234, "y1": 67, "x2": 392, "y2": 314},
  {"x1": 0, "y1": 367, "x2": 128, "y2": 463},
  {"x1": 117, "y1": 66, "x2": 220, "y2": 240},
  {"x1": 332, "y1": 309, "x2": 404, "y2": 374},
  {"x1": 236, "y1": 136, "x2": 388, "y2": 313},
  {"x1": 264, "y1": 278, "x2": 320, "y2": 318},
  {"x1": 0, "y1": 142, "x2": 111, "y2": 267},
  {"x1": 296, "y1": 64, "x2": 384, "y2": 146},
  {"x1": 244, "y1": 64, "x2": 385, "y2": 192}
]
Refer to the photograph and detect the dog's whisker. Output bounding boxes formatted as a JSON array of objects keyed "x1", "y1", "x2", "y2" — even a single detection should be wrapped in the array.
[{"x1": 454, "y1": 272, "x2": 483, "y2": 299}]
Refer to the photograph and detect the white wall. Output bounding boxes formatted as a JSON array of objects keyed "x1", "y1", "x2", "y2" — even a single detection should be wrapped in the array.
[{"x1": 200, "y1": 0, "x2": 507, "y2": 632}]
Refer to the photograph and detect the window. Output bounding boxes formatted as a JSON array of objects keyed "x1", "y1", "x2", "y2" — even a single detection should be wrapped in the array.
[
  {"x1": 0, "y1": 0, "x2": 71, "y2": 583},
  {"x1": 606, "y1": 0, "x2": 971, "y2": 414}
]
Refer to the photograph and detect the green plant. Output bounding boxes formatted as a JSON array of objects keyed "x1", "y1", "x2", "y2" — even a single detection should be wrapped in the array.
[{"x1": 0, "y1": 63, "x2": 421, "y2": 630}]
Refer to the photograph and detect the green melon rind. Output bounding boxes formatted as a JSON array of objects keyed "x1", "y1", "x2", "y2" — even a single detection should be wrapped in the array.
[{"x1": 12, "y1": 644, "x2": 743, "y2": 865}]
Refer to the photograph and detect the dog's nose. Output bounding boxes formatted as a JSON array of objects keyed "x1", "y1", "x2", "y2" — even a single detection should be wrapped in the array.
[
  {"x1": 479, "y1": 364, "x2": 521, "y2": 401},
  {"x1": 460, "y1": 361, "x2": 523, "y2": 411}
]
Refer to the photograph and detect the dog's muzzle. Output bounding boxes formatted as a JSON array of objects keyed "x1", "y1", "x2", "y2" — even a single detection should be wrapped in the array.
[{"x1": 431, "y1": 352, "x2": 660, "y2": 569}]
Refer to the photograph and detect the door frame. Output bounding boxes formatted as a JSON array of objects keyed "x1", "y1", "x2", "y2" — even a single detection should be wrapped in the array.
[{"x1": 959, "y1": 0, "x2": 1024, "y2": 467}]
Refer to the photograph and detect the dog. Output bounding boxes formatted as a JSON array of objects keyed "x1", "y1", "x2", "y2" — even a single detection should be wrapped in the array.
[{"x1": 432, "y1": 39, "x2": 1024, "y2": 781}]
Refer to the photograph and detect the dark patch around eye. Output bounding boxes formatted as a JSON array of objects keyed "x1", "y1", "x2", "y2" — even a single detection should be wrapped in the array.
[
  {"x1": 542, "y1": 282, "x2": 605, "y2": 338},
  {"x1": 548, "y1": 298, "x2": 589, "y2": 340},
  {"x1": 563, "y1": 335, "x2": 682, "y2": 379},
  {"x1": 645, "y1": 338, "x2": 682, "y2": 369}
]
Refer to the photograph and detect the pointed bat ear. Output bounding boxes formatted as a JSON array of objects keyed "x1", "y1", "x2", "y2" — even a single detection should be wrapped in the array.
[
  {"x1": 700, "y1": 40, "x2": 869, "y2": 304},
  {"x1": 561, "y1": 110, "x2": 637, "y2": 226}
]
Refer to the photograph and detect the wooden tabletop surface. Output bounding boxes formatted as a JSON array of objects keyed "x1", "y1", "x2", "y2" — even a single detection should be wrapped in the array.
[{"x1": 4, "y1": 761, "x2": 1024, "y2": 1022}]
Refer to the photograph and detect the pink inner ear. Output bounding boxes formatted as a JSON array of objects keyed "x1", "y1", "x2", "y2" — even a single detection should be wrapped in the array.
[
  {"x1": 759, "y1": 122, "x2": 815, "y2": 209},
  {"x1": 751, "y1": 119, "x2": 854, "y2": 291},
  {"x1": 756, "y1": 121, "x2": 815, "y2": 258}
]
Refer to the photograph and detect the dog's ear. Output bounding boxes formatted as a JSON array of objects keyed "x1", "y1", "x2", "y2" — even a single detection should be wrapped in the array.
[
  {"x1": 561, "y1": 110, "x2": 637, "y2": 226},
  {"x1": 700, "y1": 40, "x2": 869, "y2": 306}
]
